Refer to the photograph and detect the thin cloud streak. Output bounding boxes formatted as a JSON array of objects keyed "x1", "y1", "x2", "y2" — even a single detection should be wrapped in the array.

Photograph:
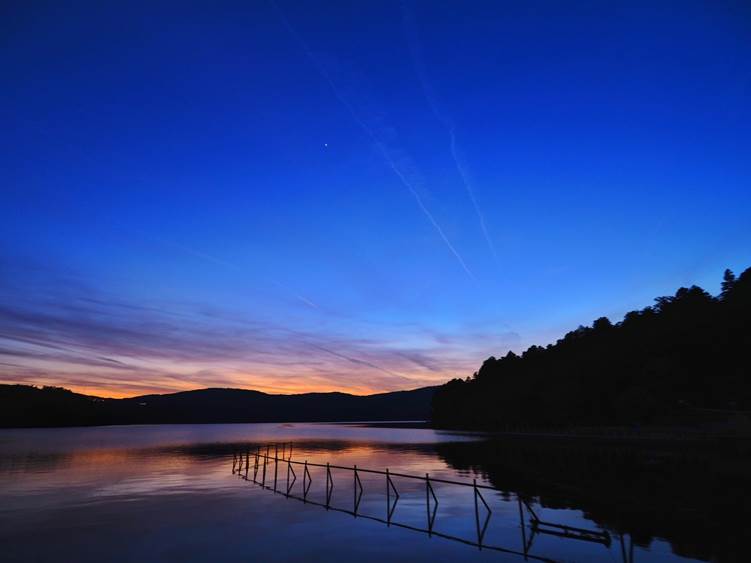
[
  {"x1": 0, "y1": 263, "x2": 493, "y2": 396},
  {"x1": 303, "y1": 341, "x2": 415, "y2": 386},
  {"x1": 402, "y1": 3, "x2": 498, "y2": 263},
  {"x1": 151, "y1": 235, "x2": 320, "y2": 310},
  {"x1": 448, "y1": 128, "x2": 499, "y2": 261},
  {"x1": 272, "y1": 1, "x2": 475, "y2": 281}
]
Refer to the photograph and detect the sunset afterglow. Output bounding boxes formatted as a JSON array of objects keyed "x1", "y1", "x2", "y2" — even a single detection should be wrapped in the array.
[{"x1": 2, "y1": 1, "x2": 749, "y2": 397}]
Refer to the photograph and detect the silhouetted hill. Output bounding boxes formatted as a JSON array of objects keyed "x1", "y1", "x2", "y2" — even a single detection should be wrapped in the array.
[
  {"x1": 0, "y1": 385, "x2": 437, "y2": 428},
  {"x1": 432, "y1": 266, "x2": 751, "y2": 430}
]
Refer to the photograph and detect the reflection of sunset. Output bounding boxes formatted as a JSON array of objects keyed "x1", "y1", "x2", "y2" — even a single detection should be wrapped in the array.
[
  {"x1": 1, "y1": 424, "x2": 710, "y2": 562},
  {"x1": 0, "y1": 432, "x2": 459, "y2": 510}
]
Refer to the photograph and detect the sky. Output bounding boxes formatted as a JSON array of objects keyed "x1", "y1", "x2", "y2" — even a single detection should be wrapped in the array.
[{"x1": 1, "y1": 1, "x2": 750, "y2": 397}]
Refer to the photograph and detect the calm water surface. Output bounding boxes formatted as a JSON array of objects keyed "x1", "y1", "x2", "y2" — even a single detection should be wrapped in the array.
[{"x1": 0, "y1": 424, "x2": 715, "y2": 562}]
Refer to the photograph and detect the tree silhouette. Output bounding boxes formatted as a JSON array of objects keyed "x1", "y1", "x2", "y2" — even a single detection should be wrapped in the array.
[
  {"x1": 721, "y1": 268, "x2": 736, "y2": 299},
  {"x1": 432, "y1": 266, "x2": 751, "y2": 430}
]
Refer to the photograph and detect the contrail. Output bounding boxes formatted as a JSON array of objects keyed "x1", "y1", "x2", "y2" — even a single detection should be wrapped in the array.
[
  {"x1": 401, "y1": 2, "x2": 498, "y2": 263},
  {"x1": 448, "y1": 128, "x2": 498, "y2": 261},
  {"x1": 132, "y1": 234, "x2": 418, "y2": 380},
  {"x1": 270, "y1": 280, "x2": 319, "y2": 310},
  {"x1": 155, "y1": 238, "x2": 241, "y2": 271},
  {"x1": 271, "y1": 1, "x2": 475, "y2": 281},
  {"x1": 152, "y1": 236, "x2": 320, "y2": 310},
  {"x1": 303, "y1": 339, "x2": 415, "y2": 384}
]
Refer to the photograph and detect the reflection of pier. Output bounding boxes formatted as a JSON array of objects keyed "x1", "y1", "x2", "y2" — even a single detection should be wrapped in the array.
[
  {"x1": 520, "y1": 500, "x2": 611, "y2": 546},
  {"x1": 231, "y1": 444, "x2": 629, "y2": 562}
]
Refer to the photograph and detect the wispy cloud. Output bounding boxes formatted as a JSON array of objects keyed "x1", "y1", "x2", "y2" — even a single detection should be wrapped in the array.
[
  {"x1": 272, "y1": 1, "x2": 475, "y2": 281},
  {"x1": 150, "y1": 235, "x2": 320, "y2": 310},
  {"x1": 0, "y1": 260, "x2": 497, "y2": 397},
  {"x1": 402, "y1": 2, "x2": 498, "y2": 263}
]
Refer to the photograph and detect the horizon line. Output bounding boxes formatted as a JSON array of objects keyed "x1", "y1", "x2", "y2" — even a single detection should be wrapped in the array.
[{"x1": 2, "y1": 382, "x2": 441, "y2": 401}]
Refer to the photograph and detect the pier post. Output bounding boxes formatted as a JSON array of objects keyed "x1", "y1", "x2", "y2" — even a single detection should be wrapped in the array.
[
  {"x1": 474, "y1": 479, "x2": 480, "y2": 547},
  {"x1": 426, "y1": 473, "x2": 431, "y2": 534},
  {"x1": 353, "y1": 465, "x2": 358, "y2": 514},
  {"x1": 274, "y1": 444, "x2": 279, "y2": 492},
  {"x1": 385, "y1": 469, "x2": 398, "y2": 524},
  {"x1": 425, "y1": 473, "x2": 437, "y2": 534},
  {"x1": 518, "y1": 498, "x2": 528, "y2": 559},
  {"x1": 262, "y1": 446, "x2": 267, "y2": 486},
  {"x1": 303, "y1": 460, "x2": 311, "y2": 501},
  {"x1": 325, "y1": 462, "x2": 333, "y2": 508}
]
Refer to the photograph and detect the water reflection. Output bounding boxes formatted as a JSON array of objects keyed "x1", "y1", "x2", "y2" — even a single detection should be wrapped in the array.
[
  {"x1": 230, "y1": 443, "x2": 616, "y2": 562},
  {"x1": 0, "y1": 424, "x2": 740, "y2": 562},
  {"x1": 436, "y1": 438, "x2": 751, "y2": 562}
]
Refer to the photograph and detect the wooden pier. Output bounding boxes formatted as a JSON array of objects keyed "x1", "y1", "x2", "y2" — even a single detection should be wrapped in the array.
[{"x1": 232, "y1": 443, "x2": 623, "y2": 562}]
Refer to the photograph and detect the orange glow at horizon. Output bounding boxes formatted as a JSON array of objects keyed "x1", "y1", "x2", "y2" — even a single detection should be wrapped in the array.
[{"x1": 3, "y1": 371, "x2": 452, "y2": 399}]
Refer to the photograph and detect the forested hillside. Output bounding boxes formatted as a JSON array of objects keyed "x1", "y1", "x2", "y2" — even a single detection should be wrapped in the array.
[{"x1": 432, "y1": 267, "x2": 751, "y2": 429}]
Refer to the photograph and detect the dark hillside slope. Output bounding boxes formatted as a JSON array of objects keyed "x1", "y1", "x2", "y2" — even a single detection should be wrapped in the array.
[
  {"x1": 0, "y1": 385, "x2": 437, "y2": 428},
  {"x1": 432, "y1": 267, "x2": 751, "y2": 430}
]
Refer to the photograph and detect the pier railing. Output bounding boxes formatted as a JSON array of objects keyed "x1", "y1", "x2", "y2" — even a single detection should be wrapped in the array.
[{"x1": 231, "y1": 444, "x2": 627, "y2": 562}]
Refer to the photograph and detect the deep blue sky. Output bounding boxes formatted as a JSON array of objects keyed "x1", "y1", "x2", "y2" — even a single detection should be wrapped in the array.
[{"x1": 1, "y1": 1, "x2": 750, "y2": 396}]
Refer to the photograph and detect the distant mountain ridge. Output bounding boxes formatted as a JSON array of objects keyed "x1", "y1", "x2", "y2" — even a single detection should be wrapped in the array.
[{"x1": 0, "y1": 384, "x2": 438, "y2": 428}]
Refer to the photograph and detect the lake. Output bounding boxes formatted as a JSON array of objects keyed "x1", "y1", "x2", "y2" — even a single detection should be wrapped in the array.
[{"x1": 0, "y1": 423, "x2": 742, "y2": 562}]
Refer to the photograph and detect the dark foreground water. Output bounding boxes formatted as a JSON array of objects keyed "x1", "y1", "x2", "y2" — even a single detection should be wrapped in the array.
[{"x1": 0, "y1": 424, "x2": 746, "y2": 562}]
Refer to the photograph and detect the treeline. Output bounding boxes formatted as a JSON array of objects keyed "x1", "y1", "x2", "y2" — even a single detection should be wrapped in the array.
[{"x1": 432, "y1": 267, "x2": 751, "y2": 429}]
